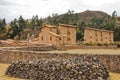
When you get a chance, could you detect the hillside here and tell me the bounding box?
[2,10,120,41]
[44,10,110,25]
[43,10,120,41]
[78,10,110,18]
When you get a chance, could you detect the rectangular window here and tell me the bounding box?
[41,37,43,41]
[96,39,98,41]
[101,39,103,41]
[90,36,92,39]
[50,36,52,41]
[95,31,97,36]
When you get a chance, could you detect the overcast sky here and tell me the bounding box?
[0,0,120,22]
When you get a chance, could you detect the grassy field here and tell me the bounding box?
[0,63,120,80]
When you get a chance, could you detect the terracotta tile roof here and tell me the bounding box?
[84,27,114,33]
[59,24,76,28]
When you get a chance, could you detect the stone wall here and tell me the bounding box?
[64,45,117,49]
[6,57,109,80]
[0,50,120,73]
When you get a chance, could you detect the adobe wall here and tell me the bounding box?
[68,27,76,44]
[39,27,57,45]
[59,26,76,44]
[0,50,120,73]
[84,28,114,44]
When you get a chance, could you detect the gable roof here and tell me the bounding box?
[84,27,114,33]
[59,24,76,28]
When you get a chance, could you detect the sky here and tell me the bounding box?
[0,0,120,22]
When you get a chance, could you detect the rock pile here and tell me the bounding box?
[97,55,120,73]
[6,56,109,80]
[16,45,58,51]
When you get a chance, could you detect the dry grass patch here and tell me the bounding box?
[0,63,26,80]
[108,72,120,80]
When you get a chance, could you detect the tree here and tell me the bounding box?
[0,18,6,39]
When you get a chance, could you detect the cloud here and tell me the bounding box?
[41,0,49,1]
[97,1,120,16]
[0,0,119,22]
[0,0,22,6]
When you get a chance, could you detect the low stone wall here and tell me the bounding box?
[0,50,120,73]
[64,45,118,49]
[16,46,58,51]
[6,57,109,80]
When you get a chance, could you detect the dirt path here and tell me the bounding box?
[47,49,120,55]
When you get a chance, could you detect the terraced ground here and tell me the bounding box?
[0,63,120,80]
[0,48,120,80]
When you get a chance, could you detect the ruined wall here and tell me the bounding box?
[84,29,96,43]
[59,25,76,45]
[84,28,114,44]
[6,56,109,80]
[64,45,117,49]
[0,50,120,73]
[39,27,49,44]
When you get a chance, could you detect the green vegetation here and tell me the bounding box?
[0,18,6,39]
[1,15,43,40]
[45,10,120,41]
[0,10,120,41]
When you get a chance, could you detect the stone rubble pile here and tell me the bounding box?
[16,45,58,51]
[97,55,120,73]
[6,56,109,80]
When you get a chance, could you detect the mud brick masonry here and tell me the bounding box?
[38,24,76,46]
[28,24,114,45]
[84,27,114,44]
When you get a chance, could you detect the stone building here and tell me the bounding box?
[38,24,76,46]
[83,27,114,44]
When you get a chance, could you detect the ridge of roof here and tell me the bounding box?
[59,24,76,28]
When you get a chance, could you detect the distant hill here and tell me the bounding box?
[43,10,111,25]
[77,10,110,20]
[42,10,114,40]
